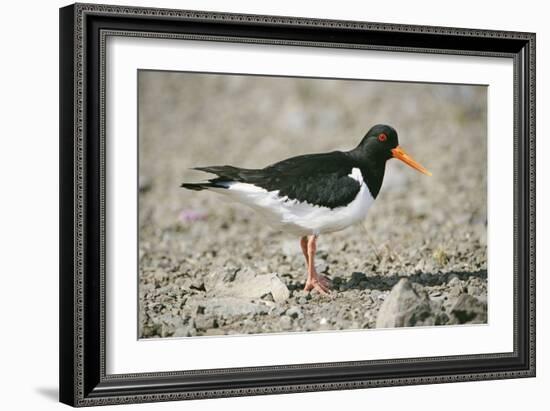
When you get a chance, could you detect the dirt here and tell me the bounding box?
[137,71,487,338]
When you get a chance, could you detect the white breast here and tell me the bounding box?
[211,168,374,236]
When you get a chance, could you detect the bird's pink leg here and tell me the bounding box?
[300,236,309,266]
[303,235,331,294]
[301,235,329,289]
[305,236,331,289]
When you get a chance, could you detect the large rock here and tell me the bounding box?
[205,268,290,303]
[375,278,435,328]
[449,294,487,324]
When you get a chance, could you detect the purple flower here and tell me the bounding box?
[179,209,208,222]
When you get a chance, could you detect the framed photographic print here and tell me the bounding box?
[59,3,536,407]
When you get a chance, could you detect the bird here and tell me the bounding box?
[181,124,431,295]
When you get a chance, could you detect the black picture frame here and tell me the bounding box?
[59,3,536,407]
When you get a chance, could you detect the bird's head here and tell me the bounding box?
[355,124,431,176]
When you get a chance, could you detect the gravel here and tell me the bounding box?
[138,71,487,338]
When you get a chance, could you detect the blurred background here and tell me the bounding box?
[138,71,487,338]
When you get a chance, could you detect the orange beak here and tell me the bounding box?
[391,146,432,176]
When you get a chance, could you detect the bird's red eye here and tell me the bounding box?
[378,133,387,142]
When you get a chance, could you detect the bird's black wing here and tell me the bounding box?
[194,151,361,209]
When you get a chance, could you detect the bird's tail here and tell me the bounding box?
[181,166,237,191]
[180,182,211,191]
[180,180,231,191]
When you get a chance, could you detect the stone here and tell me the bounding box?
[223,267,239,283]
[150,314,197,338]
[189,280,205,291]
[375,278,434,328]
[206,268,290,303]
[465,277,485,297]
[413,260,425,274]
[466,285,483,296]
[204,297,270,318]
[261,292,275,302]
[138,176,152,192]
[448,276,461,286]
[141,323,161,338]
[279,315,293,330]
[285,306,303,319]
[316,261,329,274]
[348,272,367,287]
[447,276,465,297]
[172,324,197,338]
[269,275,291,303]
[194,316,218,330]
[153,270,169,283]
[449,294,487,324]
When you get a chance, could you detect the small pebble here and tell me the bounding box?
[285,306,303,319]
[279,315,293,330]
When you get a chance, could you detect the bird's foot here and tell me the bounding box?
[304,274,332,295]
[317,274,332,289]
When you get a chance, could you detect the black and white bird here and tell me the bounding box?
[181,124,431,294]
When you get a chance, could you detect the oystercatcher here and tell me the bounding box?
[181,124,431,294]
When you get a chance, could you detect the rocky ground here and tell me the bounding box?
[138,72,488,338]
